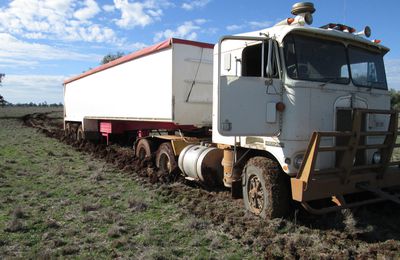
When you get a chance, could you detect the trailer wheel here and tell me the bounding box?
[76,125,85,142]
[69,124,78,141]
[156,142,177,173]
[136,139,155,161]
[242,157,290,219]
[65,123,72,137]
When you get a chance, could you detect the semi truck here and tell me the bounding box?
[64,2,400,218]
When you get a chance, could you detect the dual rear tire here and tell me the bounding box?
[155,142,177,173]
[135,139,177,173]
[65,123,84,141]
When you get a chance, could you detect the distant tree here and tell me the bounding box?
[0,73,6,106]
[101,52,125,64]
[0,73,4,86]
[0,95,6,106]
[390,89,400,110]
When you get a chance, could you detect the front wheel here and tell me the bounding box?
[242,157,290,219]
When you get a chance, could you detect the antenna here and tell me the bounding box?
[343,0,347,24]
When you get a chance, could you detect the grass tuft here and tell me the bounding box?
[12,206,27,219]
[81,202,101,212]
[61,245,80,256]
[4,218,28,233]
[45,218,61,229]
[128,199,148,212]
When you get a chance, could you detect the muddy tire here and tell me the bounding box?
[76,125,85,142]
[69,124,78,141]
[135,138,155,161]
[155,142,177,173]
[65,123,72,137]
[242,156,290,219]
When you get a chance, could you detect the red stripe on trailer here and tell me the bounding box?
[98,120,198,134]
[64,38,214,85]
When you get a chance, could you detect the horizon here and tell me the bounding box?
[0,0,399,103]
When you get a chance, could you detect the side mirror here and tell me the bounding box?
[266,38,273,78]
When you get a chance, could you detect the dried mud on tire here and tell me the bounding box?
[22,112,400,259]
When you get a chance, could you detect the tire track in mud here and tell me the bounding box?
[21,112,400,259]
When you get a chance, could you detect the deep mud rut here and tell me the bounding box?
[22,112,400,258]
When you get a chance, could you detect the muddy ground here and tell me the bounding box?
[15,112,400,258]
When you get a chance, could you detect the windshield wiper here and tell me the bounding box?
[319,77,348,87]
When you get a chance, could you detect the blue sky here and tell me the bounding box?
[0,0,399,103]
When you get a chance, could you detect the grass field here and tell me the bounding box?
[1,107,400,259]
[0,106,63,118]
[0,112,253,258]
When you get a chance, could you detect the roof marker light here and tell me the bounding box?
[321,23,356,33]
[373,39,381,44]
[287,17,295,25]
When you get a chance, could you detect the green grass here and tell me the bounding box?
[0,106,63,118]
[0,119,254,258]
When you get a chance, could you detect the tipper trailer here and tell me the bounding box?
[64,2,400,218]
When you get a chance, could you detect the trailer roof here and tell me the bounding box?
[64,38,214,85]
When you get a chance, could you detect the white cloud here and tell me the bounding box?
[385,58,400,90]
[0,0,118,44]
[0,33,101,68]
[103,4,115,12]
[154,20,206,42]
[73,0,101,21]
[1,74,66,103]
[226,21,272,32]
[181,0,211,10]
[248,21,273,29]
[226,24,245,31]
[122,42,148,51]
[113,0,164,28]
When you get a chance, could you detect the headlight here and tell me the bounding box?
[372,152,381,164]
[294,154,304,169]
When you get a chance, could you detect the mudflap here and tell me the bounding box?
[231,179,243,199]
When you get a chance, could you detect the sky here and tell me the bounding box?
[0,0,399,104]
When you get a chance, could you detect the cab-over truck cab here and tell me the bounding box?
[213,2,400,217]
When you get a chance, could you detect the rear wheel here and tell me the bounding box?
[76,125,85,142]
[242,157,290,219]
[155,142,177,173]
[65,123,72,137]
[135,138,155,161]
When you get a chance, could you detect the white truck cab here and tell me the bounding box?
[213,2,390,177]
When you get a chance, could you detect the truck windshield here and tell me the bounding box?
[284,34,349,84]
[348,46,387,89]
[284,34,388,90]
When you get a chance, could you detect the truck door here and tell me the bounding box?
[218,37,282,136]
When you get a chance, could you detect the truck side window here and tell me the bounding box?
[284,35,297,78]
[241,43,278,78]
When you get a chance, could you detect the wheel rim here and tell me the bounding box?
[247,175,264,214]
[77,131,82,141]
[65,124,70,136]
[138,147,146,160]
[159,153,171,173]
